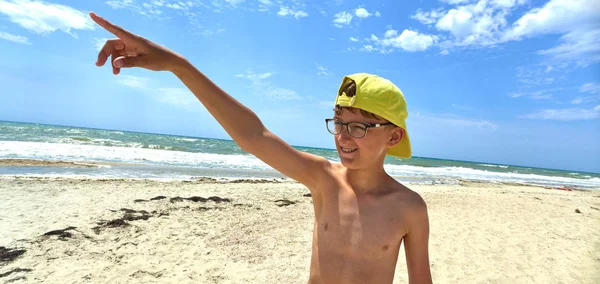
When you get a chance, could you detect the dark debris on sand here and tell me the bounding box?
[134,195,232,203]
[0,268,32,278]
[274,199,298,207]
[43,226,77,239]
[170,196,232,203]
[93,208,155,234]
[0,247,26,264]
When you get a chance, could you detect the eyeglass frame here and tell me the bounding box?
[325,118,394,138]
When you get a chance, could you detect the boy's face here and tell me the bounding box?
[332,108,402,169]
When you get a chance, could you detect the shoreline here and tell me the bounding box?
[0,174,596,191]
[0,158,142,168]
[1,158,599,190]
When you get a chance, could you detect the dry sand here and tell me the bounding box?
[0,177,598,283]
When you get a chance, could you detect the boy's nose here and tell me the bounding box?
[336,126,353,141]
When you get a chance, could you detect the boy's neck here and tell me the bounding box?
[344,166,393,195]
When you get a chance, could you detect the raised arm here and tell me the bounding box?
[90,12,330,189]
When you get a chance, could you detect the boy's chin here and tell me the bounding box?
[339,156,360,168]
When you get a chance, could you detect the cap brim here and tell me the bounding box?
[386,130,411,159]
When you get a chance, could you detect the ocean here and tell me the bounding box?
[1,121,599,189]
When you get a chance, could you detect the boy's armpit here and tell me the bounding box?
[241,129,332,190]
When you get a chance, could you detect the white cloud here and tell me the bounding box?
[106,0,199,22]
[434,0,510,47]
[263,87,300,100]
[441,0,473,4]
[374,29,437,52]
[258,0,272,11]
[439,50,449,55]
[580,82,600,95]
[349,36,358,42]
[0,30,30,44]
[236,70,300,100]
[536,29,600,66]
[411,8,445,25]
[277,6,308,19]
[571,98,584,104]
[116,75,149,89]
[360,45,376,52]
[355,7,370,18]
[503,0,600,65]
[93,37,110,51]
[333,11,352,27]
[490,0,527,8]
[520,106,600,121]
[106,0,136,9]
[317,65,332,76]
[200,28,226,36]
[235,71,273,80]
[515,66,555,86]
[529,90,552,100]
[0,0,95,37]
[334,7,377,27]
[503,0,597,41]
[165,2,186,10]
[508,89,554,100]
[151,0,164,7]
[572,82,600,104]
[508,92,526,98]
[384,30,396,38]
[414,0,599,66]
[222,0,245,7]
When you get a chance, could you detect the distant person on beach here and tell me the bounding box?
[90,12,432,284]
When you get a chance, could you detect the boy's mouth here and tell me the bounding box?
[341,147,357,153]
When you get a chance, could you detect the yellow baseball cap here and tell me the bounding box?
[334,73,412,159]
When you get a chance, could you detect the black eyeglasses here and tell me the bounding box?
[325,118,393,138]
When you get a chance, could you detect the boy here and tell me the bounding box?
[90,12,432,284]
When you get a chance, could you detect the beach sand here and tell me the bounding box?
[0,177,598,283]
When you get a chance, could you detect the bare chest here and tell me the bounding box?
[314,191,406,260]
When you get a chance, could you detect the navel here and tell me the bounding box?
[382,244,389,251]
[323,223,328,231]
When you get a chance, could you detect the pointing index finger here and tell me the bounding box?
[89,12,134,40]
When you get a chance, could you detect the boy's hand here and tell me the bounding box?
[90,12,183,75]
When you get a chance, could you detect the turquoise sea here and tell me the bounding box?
[1,121,598,189]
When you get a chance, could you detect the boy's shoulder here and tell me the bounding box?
[389,179,427,211]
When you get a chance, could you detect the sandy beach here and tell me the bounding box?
[0,177,598,283]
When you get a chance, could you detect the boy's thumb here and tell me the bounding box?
[114,56,143,68]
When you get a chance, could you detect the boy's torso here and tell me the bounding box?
[307,163,416,284]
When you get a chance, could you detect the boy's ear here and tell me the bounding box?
[387,127,404,148]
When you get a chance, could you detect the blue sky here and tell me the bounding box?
[0,0,599,173]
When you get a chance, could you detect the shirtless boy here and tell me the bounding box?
[90,12,432,284]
